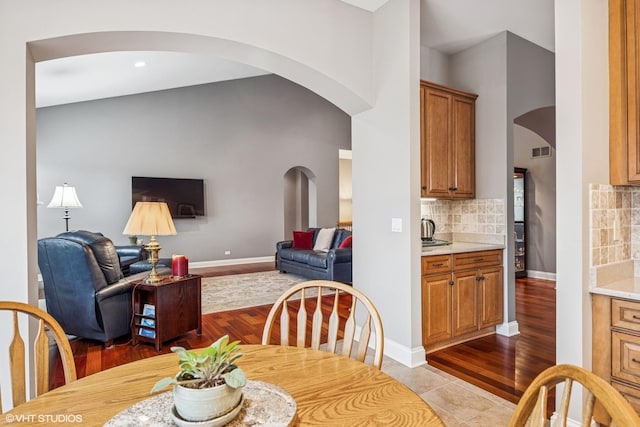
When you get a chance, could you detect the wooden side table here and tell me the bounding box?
[131,274,202,351]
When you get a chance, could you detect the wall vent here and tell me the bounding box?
[531,146,551,158]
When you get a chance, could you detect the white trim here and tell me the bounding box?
[354,325,426,368]
[496,321,520,337]
[525,270,556,281]
[190,256,275,269]
[550,413,586,427]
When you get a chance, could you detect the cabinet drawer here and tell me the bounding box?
[612,299,640,330]
[612,380,640,416]
[453,250,502,270]
[612,331,640,384]
[422,255,451,275]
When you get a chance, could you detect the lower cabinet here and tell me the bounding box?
[592,294,640,422]
[422,250,504,353]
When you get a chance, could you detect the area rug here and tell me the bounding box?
[200,271,307,314]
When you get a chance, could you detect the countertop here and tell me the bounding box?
[421,241,505,256]
[590,278,640,301]
[590,260,640,301]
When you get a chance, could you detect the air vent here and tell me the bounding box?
[531,146,551,158]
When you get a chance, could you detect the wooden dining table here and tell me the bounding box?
[1,344,445,426]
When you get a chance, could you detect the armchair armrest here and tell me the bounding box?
[95,279,134,302]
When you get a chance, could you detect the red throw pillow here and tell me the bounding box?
[338,235,352,248]
[292,231,314,249]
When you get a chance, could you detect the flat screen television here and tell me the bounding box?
[132,177,205,218]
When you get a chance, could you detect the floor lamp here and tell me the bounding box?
[47,183,83,232]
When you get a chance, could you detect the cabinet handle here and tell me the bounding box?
[449,187,458,191]
[475,258,484,262]
[433,263,443,267]
[449,280,454,286]
[633,358,640,364]
[422,186,427,190]
[475,276,481,282]
[633,315,640,320]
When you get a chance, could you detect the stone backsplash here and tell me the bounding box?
[589,184,632,266]
[420,198,505,235]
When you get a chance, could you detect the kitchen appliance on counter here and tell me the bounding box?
[421,218,435,241]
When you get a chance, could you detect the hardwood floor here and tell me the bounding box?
[427,277,556,403]
[51,267,556,407]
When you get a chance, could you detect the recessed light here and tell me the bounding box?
[134,61,146,68]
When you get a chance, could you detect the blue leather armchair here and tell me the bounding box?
[37,230,168,345]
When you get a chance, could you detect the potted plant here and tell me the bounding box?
[151,335,247,422]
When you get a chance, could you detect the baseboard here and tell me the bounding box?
[526,270,556,281]
[190,256,275,269]
[354,325,426,368]
[496,321,520,337]
[550,413,584,427]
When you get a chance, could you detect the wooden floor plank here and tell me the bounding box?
[50,268,555,406]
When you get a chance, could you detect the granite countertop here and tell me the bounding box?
[421,241,505,256]
[590,260,640,301]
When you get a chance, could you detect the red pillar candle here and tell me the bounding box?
[172,255,188,277]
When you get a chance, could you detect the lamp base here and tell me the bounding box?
[144,236,163,284]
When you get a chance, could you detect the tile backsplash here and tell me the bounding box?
[421,198,505,235]
[589,184,632,266]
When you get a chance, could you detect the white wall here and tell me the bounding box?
[37,75,350,261]
[420,45,450,85]
[555,0,609,420]
[352,0,423,366]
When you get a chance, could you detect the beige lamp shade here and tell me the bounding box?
[122,202,176,236]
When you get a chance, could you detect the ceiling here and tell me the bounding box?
[35,0,554,108]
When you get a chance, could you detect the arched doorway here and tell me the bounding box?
[283,166,317,239]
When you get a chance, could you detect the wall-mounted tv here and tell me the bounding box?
[132,177,205,219]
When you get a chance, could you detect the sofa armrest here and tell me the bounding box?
[115,245,147,260]
[327,248,352,264]
[277,240,293,251]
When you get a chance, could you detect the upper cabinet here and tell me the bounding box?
[420,81,478,199]
[610,0,640,184]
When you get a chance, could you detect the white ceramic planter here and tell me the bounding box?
[173,383,243,422]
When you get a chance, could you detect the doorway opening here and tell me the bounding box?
[283,166,317,240]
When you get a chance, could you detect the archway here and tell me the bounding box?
[283,166,317,239]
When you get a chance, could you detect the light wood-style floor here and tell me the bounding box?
[51,264,555,407]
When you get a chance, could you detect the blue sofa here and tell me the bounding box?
[276,228,352,283]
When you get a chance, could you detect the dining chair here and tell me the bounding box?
[509,364,640,427]
[262,280,384,369]
[0,301,77,413]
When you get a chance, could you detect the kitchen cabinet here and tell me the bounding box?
[592,294,640,422]
[420,80,477,199]
[610,0,640,184]
[421,249,503,353]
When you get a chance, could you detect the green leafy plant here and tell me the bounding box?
[151,335,246,393]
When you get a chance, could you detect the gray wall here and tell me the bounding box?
[514,125,556,274]
[442,31,555,324]
[36,74,351,262]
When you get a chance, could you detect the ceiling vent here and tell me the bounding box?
[531,146,551,158]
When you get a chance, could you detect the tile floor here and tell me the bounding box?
[381,356,516,426]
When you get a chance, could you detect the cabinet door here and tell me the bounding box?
[422,273,453,345]
[450,96,475,198]
[610,0,640,184]
[452,270,479,336]
[421,87,452,198]
[479,267,503,328]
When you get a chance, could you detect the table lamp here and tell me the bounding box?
[47,183,83,231]
[123,201,176,283]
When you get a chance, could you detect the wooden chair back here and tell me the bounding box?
[0,301,77,413]
[262,280,384,369]
[509,364,640,427]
